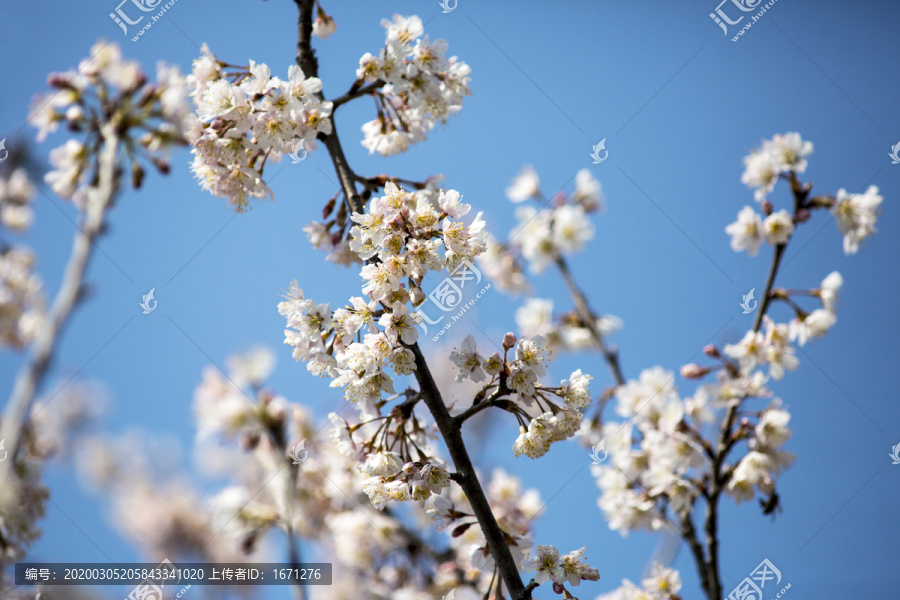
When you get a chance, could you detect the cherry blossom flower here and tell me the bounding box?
[725,205,764,256]
[450,334,486,382]
[506,165,540,202]
[762,209,795,245]
[832,185,882,254]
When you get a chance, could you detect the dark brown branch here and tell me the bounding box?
[331,80,385,109]
[293,3,528,597]
[679,509,710,595]
[408,344,528,599]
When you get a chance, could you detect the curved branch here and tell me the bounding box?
[332,80,385,109]
[294,4,528,597]
[1,132,121,466]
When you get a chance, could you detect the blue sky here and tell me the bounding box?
[2,0,899,597]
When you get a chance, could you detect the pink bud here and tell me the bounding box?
[680,363,710,379]
[552,191,567,207]
[502,332,517,349]
[761,199,774,215]
[703,344,720,358]
[795,208,812,223]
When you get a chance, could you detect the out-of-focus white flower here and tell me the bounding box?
[725,206,764,256]
[572,168,604,212]
[0,169,37,232]
[832,185,882,255]
[552,204,594,254]
[762,209,794,245]
[477,235,532,295]
[818,271,843,312]
[226,345,276,388]
[506,165,540,202]
[0,246,45,349]
[788,308,836,346]
[741,132,813,200]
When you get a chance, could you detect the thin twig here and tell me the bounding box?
[554,255,626,387]
[331,80,385,109]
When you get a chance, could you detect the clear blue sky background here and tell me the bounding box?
[2,0,899,598]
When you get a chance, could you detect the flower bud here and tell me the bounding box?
[680,363,710,380]
[761,199,774,215]
[502,332,517,349]
[703,344,720,358]
[552,191,567,207]
[795,208,812,223]
[322,197,336,219]
[410,287,426,306]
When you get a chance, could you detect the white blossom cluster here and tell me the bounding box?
[498,166,603,273]
[741,131,813,201]
[283,182,486,395]
[598,563,682,600]
[447,333,594,459]
[0,170,43,349]
[186,44,331,211]
[189,346,523,599]
[590,362,793,535]
[29,41,192,210]
[279,183,490,510]
[522,544,600,590]
[356,15,471,156]
[729,133,882,256]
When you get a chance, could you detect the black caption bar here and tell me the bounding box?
[15,563,332,586]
